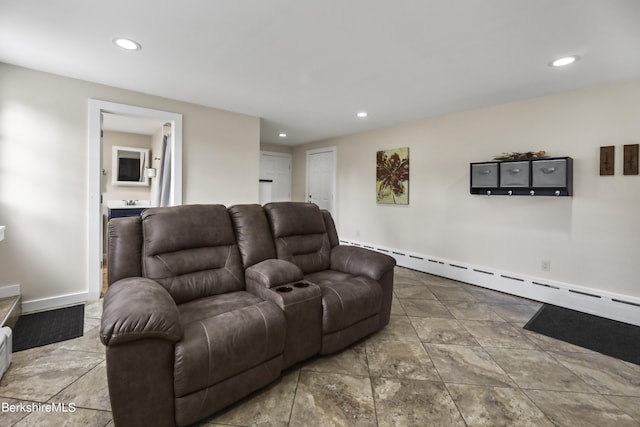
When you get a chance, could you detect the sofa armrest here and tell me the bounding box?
[330,245,396,281]
[244,261,322,369]
[246,259,304,289]
[100,277,183,346]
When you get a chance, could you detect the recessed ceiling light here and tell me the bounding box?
[550,55,579,67]
[113,37,142,51]
[357,112,368,118]
[279,133,287,138]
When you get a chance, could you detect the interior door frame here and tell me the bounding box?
[87,99,183,300]
[305,146,337,219]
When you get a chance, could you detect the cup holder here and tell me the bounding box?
[294,282,309,288]
[276,286,293,293]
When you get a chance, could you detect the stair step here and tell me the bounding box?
[0,296,21,329]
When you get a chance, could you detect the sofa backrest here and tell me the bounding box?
[141,204,245,304]
[107,203,342,296]
[228,204,277,268]
[263,202,331,274]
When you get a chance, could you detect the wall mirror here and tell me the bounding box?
[112,145,150,186]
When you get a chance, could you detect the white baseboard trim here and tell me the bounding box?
[0,284,20,299]
[341,239,640,327]
[21,291,89,314]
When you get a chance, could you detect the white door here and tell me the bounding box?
[306,147,336,217]
[259,151,292,203]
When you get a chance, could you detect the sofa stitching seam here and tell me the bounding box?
[197,321,212,418]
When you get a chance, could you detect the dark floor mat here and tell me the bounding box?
[524,304,640,366]
[12,304,84,352]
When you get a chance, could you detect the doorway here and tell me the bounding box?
[306,147,336,218]
[87,100,183,300]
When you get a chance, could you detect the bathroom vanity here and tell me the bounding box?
[106,200,151,220]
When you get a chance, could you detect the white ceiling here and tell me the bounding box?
[1,1,639,145]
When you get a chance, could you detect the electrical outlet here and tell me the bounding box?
[541,259,551,272]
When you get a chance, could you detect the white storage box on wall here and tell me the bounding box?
[0,326,12,379]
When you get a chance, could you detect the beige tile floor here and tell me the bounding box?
[1,267,640,426]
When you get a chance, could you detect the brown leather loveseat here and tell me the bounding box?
[100,202,395,426]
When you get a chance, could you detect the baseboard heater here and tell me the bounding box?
[339,239,640,327]
[0,327,12,380]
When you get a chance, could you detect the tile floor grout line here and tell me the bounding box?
[46,357,105,405]
[363,337,380,427]
[406,315,446,385]
[600,394,640,424]
[441,382,471,427]
[543,349,627,397]
[285,366,302,426]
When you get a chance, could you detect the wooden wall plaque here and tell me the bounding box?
[600,146,615,175]
[624,144,639,175]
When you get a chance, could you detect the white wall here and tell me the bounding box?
[0,63,260,305]
[293,78,640,299]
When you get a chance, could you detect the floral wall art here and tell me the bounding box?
[376,147,409,204]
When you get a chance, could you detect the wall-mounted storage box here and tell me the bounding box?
[470,157,572,196]
[532,159,569,187]
[470,162,498,189]
[499,161,529,188]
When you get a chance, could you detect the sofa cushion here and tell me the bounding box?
[175,356,282,427]
[174,300,286,398]
[141,205,245,304]
[177,291,264,325]
[264,202,331,274]
[305,270,383,334]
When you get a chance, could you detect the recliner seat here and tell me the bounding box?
[262,202,394,354]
